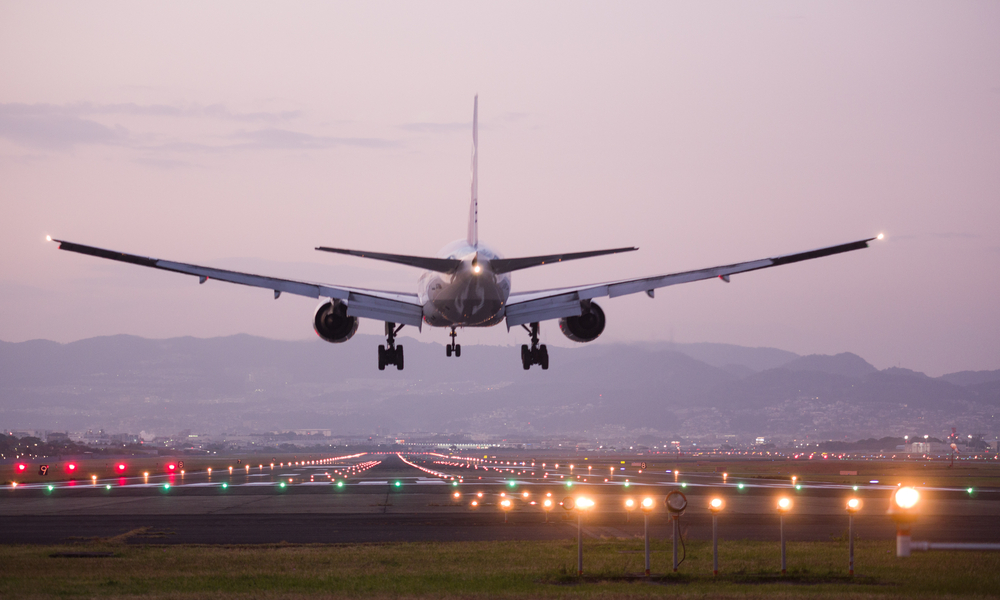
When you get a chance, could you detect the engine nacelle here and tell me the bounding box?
[558,302,606,343]
[313,300,359,343]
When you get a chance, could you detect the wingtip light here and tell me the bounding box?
[46,235,52,242]
[877,233,884,240]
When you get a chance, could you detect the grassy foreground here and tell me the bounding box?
[2,538,999,599]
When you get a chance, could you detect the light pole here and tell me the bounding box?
[709,497,725,575]
[665,491,688,572]
[777,497,792,575]
[888,487,920,557]
[846,497,862,575]
[565,496,594,576]
[640,497,655,576]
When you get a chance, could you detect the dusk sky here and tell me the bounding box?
[1,2,998,376]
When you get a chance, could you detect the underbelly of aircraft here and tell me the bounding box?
[423,278,506,327]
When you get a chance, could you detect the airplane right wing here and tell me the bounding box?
[52,239,425,327]
[504,236,879,327]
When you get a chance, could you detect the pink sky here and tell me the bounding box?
[1,2,998,376]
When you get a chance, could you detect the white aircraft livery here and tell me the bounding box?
[50,96,881,371]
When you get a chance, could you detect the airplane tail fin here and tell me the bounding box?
[467,94,478,248]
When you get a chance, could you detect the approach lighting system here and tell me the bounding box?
[847,498,862,513]
[709,498,725,513]
[66,463,77,473]
[625,498,635,509]
[777,497,792,512]
[893,487,920,510]
[640,497,655,513]
[665,491,688,514]
[16,463,27,473]
[575,496,595,511]
[167,463,176,472]
[117,463,126,473]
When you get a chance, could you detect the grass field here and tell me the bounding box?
[3,537,999,599]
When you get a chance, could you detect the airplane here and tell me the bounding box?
[49,96,881,371]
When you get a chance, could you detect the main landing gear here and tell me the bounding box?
[445,327,461,357]
[521,322,548,370]
[378,322,404,371]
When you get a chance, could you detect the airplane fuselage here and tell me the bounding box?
[418,239,511,328]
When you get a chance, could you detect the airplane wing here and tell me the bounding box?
[51,239,425,327]
[504,236,879,327]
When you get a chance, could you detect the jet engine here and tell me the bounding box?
[558,302,606,343]
[313,300,359,343]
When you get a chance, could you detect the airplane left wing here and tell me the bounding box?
[51,239,425,327]
[504,236,879,327]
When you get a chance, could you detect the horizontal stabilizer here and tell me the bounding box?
[316,246,461,273]
[490,247,637,274]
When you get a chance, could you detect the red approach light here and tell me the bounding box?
[67,463,77,472]
[167,463,176,471]
[16,463,27,473]
[116,463,127,472]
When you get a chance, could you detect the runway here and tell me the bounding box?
[3,453,998,545]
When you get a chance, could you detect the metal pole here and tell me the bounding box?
[578,511,584,576]
[644,512,651,576]
[713,514,719,576]
[780,514,787,575]
[896,525,911,557]
[848,513,854,576]
[672,516,679,572]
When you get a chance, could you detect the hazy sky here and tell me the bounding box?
[1,2,998,376]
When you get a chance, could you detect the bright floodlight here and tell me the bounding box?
[576,496,595,510]
[777,497,792,512]
[640,497,654,512]
[847,498,862,512]
[709,497,725,512]
[894,487,920,509]
[625,498,635,508]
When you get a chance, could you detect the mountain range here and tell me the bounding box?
[1,334,998,442]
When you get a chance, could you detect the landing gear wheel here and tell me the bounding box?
[454,344,461,357]
[446,345,452,357]
[519,323,550,370]
[378,322,405,371]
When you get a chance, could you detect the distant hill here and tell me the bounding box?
[778,352,878,379]
[939,370,1000,387]
[0,335,995,441]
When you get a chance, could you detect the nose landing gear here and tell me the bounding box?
[445,327,462,357]
[378,322,404,371]
[520,322,548,370]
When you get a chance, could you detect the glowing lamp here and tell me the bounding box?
[16,463,27,473]
[640,497,655,513]
[777,497,792,512]
[709,497,725,513]
[894,487,920,510]
[847,498,862,513]
[117,464,126,473]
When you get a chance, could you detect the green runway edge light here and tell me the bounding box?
[795,484,802,490]
[737,483,745,490]
[394,481,402,487]
[47,485,54,492]
[105,484,111,490]
[163,484,170,490]
[681,483,687,488]
[566,481,573,487]
[221,482,228,489]
[968,487,974,494]
[337,481,344,488]
[280,482,286,488]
